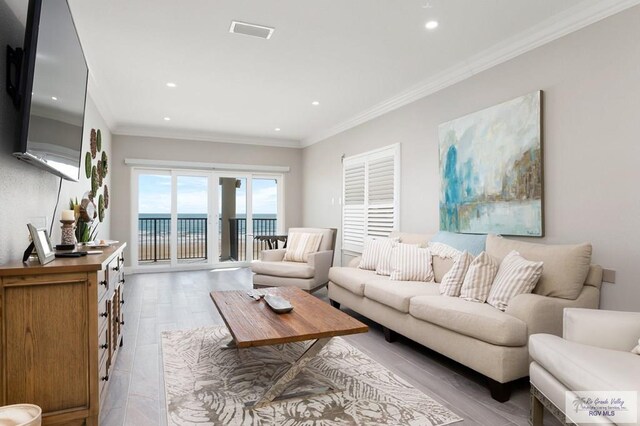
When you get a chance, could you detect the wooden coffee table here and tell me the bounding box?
[210,286,368,407]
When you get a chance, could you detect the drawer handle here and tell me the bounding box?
[120,320,125,325]
[119,278,125,284]
[100,280,108,287]
[100,343,108,349]
[120,299,125,305]
[99,312,108,318]
[112,266,120,272]
[101,375,109,381]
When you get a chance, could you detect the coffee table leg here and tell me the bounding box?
[221,339,237,350]
[252,337,332,408]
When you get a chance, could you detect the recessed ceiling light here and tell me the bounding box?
[425,20,439,30]
[51,96,58,101]
[166,82,177,88]
[274,128,281,132]
[311,101,320,106]
[164,117,171,121]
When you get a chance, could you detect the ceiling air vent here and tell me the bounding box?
[229,21,274,40]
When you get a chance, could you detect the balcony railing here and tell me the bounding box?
[138,217,278,263]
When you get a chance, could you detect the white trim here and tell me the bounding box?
[124,158,290,173]
[113,126,301,149]
[301,0,640,147]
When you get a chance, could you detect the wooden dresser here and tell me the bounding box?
[0,243,127,425]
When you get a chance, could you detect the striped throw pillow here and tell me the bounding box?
[459,251,499,303]
[487,250,543,311]
[358,237,397,273]
[390,243,434,282]
[439,251,473,297]
[283,232,323,262]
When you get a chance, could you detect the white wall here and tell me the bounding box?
[110,135,303,265]
[302,6,640,311]
[0,0,112,263]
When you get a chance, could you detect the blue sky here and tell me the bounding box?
[138,175,277,214]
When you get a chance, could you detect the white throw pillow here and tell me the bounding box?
[428,242,462,259]
[487,250,544,311]
[390,243,434,282]
[632,339,640,355]
[358,237,397,273]
[283,232,323,262]
[459,251,499,303]
[439,251,473,297]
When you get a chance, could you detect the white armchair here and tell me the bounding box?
[251,228,337,293]
[529,308,640,425]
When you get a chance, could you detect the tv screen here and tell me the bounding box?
[14,0,88,182]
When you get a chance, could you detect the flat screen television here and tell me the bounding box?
[11,0,88,182]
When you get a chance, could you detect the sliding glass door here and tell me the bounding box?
[132,169,283,270]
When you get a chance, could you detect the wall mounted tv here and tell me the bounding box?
[6,0,88,182]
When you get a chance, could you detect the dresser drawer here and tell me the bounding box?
[98,298,110,334]
[98,322,110,365]
[97,267,108,302]
[107,257,121,287]
[98,352,110,397]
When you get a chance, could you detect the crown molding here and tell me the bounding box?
[112,125,302,149]
[301,0,640,147]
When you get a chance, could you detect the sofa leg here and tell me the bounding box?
[488,379,511,402]
[329,299,340,310]
[383,327,398,343]
[530,390,544,426]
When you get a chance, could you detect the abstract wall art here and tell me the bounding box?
[438,91,543,236]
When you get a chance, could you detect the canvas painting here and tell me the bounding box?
[438,91,543,236]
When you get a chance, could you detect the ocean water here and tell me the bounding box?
[138,214,278,236]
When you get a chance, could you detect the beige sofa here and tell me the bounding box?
[328,232,603,401]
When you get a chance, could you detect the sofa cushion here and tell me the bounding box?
[459,252,499,303]
[409,296,528,346]
[389,232,433,247]
[364,279,440,313]
[486,234,592,300]
[359,237,397,272]
[390,243,434,282]
[432,255,455,283]
[252,261,315,279]
[284,232,323,262]
[439,251,472,297]
[529,334,640,392]
[328,267,377,296]
[430,231,487,256]
[487,250,543,311]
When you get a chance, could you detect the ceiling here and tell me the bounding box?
[39,0,639,147]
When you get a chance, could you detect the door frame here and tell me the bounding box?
[129,167,285,273]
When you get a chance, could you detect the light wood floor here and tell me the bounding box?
[100,268,561,426]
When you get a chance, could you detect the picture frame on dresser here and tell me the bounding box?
[26,223,55,265]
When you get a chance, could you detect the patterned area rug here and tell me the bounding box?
[161,326,463,425]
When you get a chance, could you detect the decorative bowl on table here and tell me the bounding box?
[264,294,294,314]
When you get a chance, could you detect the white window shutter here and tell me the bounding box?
[367,156,395,237]
[342,144,400,253]
[342,161,366,252]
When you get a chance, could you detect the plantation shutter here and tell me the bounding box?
[342,144,400,253]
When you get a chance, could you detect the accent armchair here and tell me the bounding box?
[251,227,337,293]
[529,308,640,425]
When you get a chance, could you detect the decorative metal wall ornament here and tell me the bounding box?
[90,128,97,158]
[98,195,105,222]
[101,151,108,177]
[96,129,102,152]
[85,152,92,178]
[104,185,109,209]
